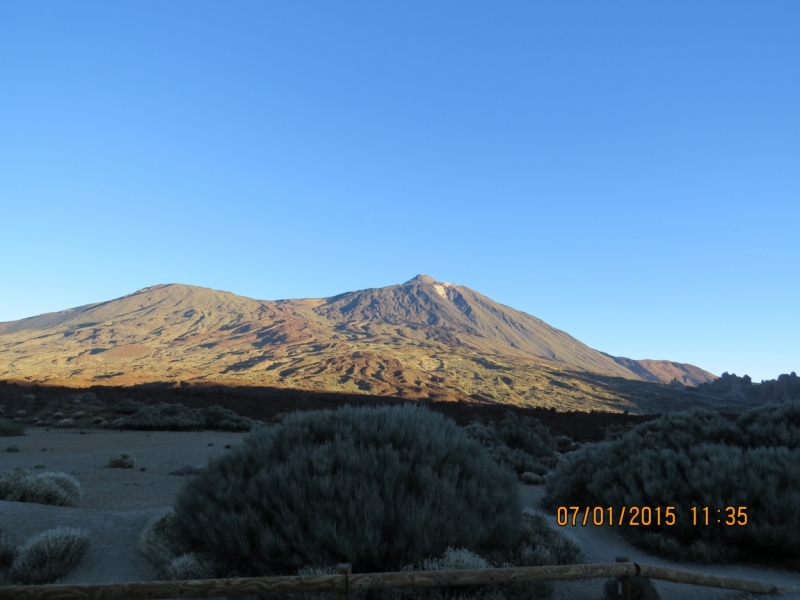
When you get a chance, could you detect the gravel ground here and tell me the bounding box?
[1,427,799,599]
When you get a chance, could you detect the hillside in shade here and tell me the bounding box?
[0,275,718,413]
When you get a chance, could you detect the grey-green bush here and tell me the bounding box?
[545,401,800,562]
[0,418,25,437]
[386,511,583,600]
[483,509,583,569]
[463,412,555,476]
[9,527,90,584]
[0,529,17,570]
[0,468,83,507]
[379,547,526,600]
[163,552,218,581]
[122,402,252,432]
[116,399,147,414]
[139,512,194,576]
[172,404,522,577]
[108,453,136,468]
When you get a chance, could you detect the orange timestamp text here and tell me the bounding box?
[556,506,749,527]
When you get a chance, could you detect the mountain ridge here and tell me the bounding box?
[0,276,716,412]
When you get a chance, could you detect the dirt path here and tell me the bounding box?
[517,486,800,599]
[2,427,799,598]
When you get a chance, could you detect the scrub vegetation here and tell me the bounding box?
[544,400,800,563]
[137,404,580,599]
[0,468,83,507]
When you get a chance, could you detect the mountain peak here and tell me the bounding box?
[0,277,717,399]
[404,274,438,285]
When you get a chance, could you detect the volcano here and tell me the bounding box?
[0,275,715,412]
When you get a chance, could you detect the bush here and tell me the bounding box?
[122,403,252,432]
[163,552,218,581]
[139,512,194,574]
[108,453,136,468]
[172,404,522,577]
[545,402,800,562]
[380,547,516,600]
[520,472,543,485]
[386,515,581,600]
[56,418,75,428]
[9,526,90,584]
[0,418,25,437]
[0,468,83,507]
[484,509,583,569]
[463,413,556,476]
[0,529,17,570]
[116,399,146,414]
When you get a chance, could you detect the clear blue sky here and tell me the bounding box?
[1,2,798,383]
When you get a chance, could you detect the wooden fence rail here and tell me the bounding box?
[0,561,792,600]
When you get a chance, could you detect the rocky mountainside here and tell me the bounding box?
[0,275,717,413]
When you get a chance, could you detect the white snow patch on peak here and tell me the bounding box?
[432,284,448,298]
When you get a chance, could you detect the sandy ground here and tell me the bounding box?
[2,427,799,599]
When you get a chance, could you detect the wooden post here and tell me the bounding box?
[335,563,352,600]
[615,556,631,600]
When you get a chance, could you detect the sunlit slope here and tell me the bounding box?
[0,276,716,412]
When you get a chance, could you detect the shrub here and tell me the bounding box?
[736,400,800,449]
[172,404,522,577]
[554,435,572,449]
[484,509,583,569]
[0,468,83,507]
[0,419,25,437]
[631,531,736,564]
[381,547,506,600]
[116,399,147,414]
[108,453,136,468]
[545,402,800,562]
[92,416,104,424]
[520,472,543,485]
[53,412,64,418]
[71,411,85,419]
[463,412,556,476]
[122,403,252,432]
[0,529,17,570]
[0,530,15,586]
[9,527,90,584]
[163,552,218,581]
[139,512,195,575]
[385,526,577,600]
[56,418,75,428]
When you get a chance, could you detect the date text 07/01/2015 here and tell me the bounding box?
[556,505,748,527]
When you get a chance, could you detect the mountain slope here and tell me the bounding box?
[0,276,716,412]
[315,275,640,378]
